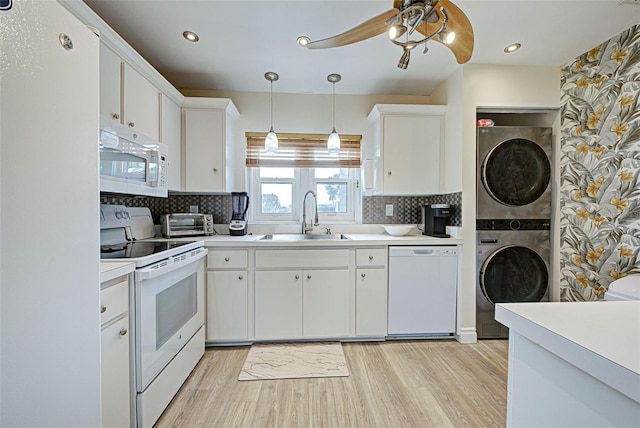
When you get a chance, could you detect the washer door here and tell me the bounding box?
[479,245,548,304]
[481,138,550,206]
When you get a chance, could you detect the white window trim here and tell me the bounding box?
[248,167,361,225]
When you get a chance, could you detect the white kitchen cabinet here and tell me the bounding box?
[367,104,446,195]
[206,249,249,342]
[355,248,388,336]
[99,43,160,140]
[254,249,354,340]
[182,98,239,193]
[161,93,182,191]
[100,275,131,428]
[207,270,248,341]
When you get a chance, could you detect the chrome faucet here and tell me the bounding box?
[302,190,319,234]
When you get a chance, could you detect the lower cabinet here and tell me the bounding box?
[254,269,351,339]
[100,275,131,428]
[207,270,248,341]
[356,268,387,336]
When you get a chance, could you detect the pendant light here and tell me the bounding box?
[264,72,279,153]
[327,73,341,154]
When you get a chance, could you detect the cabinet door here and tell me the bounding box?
[382,115,441,194]
[161,94,182,191]
[303,269,350,337]
[254,270,302,339]
[207,271,248,341]
[356,268,388,336]
[123,63,159,140]
[101,316,131,428]
[184,109,224,192]
[99,44,122,122]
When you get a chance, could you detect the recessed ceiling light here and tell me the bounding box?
[183,31,199,43]
[504,43,521,53]
[297,36,310,47]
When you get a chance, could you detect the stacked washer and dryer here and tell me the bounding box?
[476,126,552,338]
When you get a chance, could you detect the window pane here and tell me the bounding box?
[316,182,347,213]
[261,183,293,213]
[314,168,349,179]
[260,167,295,179]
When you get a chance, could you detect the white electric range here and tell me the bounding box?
[100,204,206,428]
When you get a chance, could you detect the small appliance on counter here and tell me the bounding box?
[160,213,214,237]
[422,204,451,238]
[229,192,249,236]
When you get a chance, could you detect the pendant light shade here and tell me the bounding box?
[327,73,341,154]
[264,72,279,153]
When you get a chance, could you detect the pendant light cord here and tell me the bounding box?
[270,80,274,131]
[332,81,336,131]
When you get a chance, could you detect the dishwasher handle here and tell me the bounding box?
[413,249,435,255]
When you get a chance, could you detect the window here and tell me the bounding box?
[245,132,362,224]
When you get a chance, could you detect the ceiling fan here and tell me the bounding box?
[297,0,474,69]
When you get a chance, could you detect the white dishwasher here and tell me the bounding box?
[388,246,458,337]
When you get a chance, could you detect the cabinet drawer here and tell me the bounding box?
[256,249,350,269]
[208,249,248,269]
[100,278,128,325]
[356,248,387,267]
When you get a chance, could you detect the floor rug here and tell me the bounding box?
[238,342,349,381]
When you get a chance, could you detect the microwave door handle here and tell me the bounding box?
[135,248,207,281]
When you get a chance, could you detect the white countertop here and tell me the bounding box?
[174,233,463,247]
[100,262,135,283]
[496,301,640,403]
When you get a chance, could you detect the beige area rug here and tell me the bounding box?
[238,342,349,381]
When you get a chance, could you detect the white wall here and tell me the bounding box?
[432,64,561,342]
[182,89,431,191]
[1,1,101,425]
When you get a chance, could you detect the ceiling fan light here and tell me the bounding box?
[265,128,278,153]
[397,48,411,69]
[297,36,310,47]
[328,129,341,154]
[388,23,407,40]
[439,30,456,45]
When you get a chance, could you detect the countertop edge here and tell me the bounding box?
[496,302,640,404]
[100,262,135,283]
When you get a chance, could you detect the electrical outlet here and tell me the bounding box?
[385,204,394,217]
[189,205,199,213]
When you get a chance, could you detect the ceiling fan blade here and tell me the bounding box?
[418,0,474,64]
[306,9,399,49]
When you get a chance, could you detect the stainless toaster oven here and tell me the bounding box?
[160,213,214,237]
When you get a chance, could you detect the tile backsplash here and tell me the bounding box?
[362,192,462,226]
[101,191,462,227]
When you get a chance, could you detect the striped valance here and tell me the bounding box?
[246,132,361,168]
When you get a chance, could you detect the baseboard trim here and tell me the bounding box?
[455,327,478,344]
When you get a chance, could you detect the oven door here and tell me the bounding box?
[135,254,205,391]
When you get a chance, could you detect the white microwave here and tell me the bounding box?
[99,116,168,197]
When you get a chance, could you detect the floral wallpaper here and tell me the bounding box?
[560,25,640,301]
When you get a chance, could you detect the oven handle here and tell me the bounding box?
[135,247,207,281]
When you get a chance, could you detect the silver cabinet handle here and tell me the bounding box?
[112,113,120,120]
[119,328,127,336]
[295,274,300,280]
[100,305,106,314]
[213,168,218,173]
[369,255,374,261]
[238,275,243,280]
[307,274,312,279]
[224,257,230,262]
[388,171,392,176]
[127,121,135,128]
[361,273,366,278]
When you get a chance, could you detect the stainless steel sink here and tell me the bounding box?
[259,234,350,241]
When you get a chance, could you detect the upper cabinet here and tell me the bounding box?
[161,94,182,191]
[99,43,160,140]
[368,104,446,195]
[182,98,240,193]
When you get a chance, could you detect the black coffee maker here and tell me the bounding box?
[422,204,450,238]
[229,192,249,236]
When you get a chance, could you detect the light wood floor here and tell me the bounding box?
[156,340,509,428]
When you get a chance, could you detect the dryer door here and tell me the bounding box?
[481,138,550,206]
[479,245,548,304]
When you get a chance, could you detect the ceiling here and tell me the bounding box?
[83,0,640,96]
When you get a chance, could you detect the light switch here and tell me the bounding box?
[385,204,394,216]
